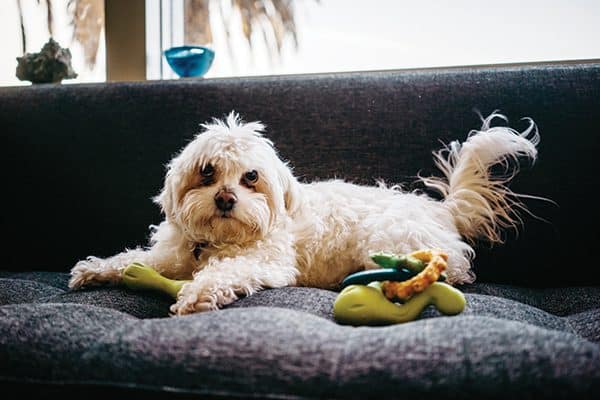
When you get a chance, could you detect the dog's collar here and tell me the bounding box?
[193,241,209,259]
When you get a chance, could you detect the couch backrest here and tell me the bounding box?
[1,61,599,286]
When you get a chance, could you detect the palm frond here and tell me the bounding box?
[68,0,104,69]
[185,0,306,61]
[232,0,298,54]
[185,0,212,45]
[44,0,54,37]
[17,0,26,53]
[270,0,298,51]
[234,0,254,46]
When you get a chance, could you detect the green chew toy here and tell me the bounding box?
[341,268,415,287]
[122,262,191,299]
[333,250,466,325]
[369,252,447,282]
[333,281,466,326]
[370,252,426,272]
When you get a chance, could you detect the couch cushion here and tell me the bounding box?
[0,271,598,399]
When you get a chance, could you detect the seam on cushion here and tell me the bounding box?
[562,309,600,343]
[563,315,581,339]
[461,293,571,332]
[562,315,600,344]
[328,328,352,398]
[459,285,543,312]
[32,294,70,303]
[461,333,474,387]
[0,376,317,400]
[217,305,341,327]
[228,304,337,323]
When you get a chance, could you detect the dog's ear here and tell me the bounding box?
[277,161,302,216]
[153,166,180,220]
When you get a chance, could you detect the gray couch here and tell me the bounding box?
[1,61,599,399]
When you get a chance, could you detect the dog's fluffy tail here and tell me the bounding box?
[421,112,540,244]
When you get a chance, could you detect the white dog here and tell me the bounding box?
[69,111,539,315]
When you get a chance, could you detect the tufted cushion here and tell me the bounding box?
[1,271,598,399]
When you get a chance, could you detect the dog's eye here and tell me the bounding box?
[243,170,259,185]
[200,164,214,177]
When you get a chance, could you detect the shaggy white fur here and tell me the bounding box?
[69,111,539,315]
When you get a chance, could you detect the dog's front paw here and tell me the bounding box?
[68,257,122,289]
[170,281,238,316]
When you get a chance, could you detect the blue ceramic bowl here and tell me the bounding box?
[164,46,215,78]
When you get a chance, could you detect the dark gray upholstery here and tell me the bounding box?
[1,61,599,398]
[1,272,598,399]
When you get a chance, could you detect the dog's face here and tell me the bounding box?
[156,112,300,245]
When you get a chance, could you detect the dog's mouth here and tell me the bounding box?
[219,211,233,218]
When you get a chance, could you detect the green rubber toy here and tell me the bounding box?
[333,281,466,326]
[370,252,447,282]
[370,252,426,272]
[341,268,416,288]
[122,262,191,299]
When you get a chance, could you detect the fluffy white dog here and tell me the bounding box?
[69,111,539,315]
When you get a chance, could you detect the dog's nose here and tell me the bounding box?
[215,191,237,211]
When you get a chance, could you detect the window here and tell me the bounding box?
[152,0,600,79]
[0,0,106,86]
[1,0,598,86]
